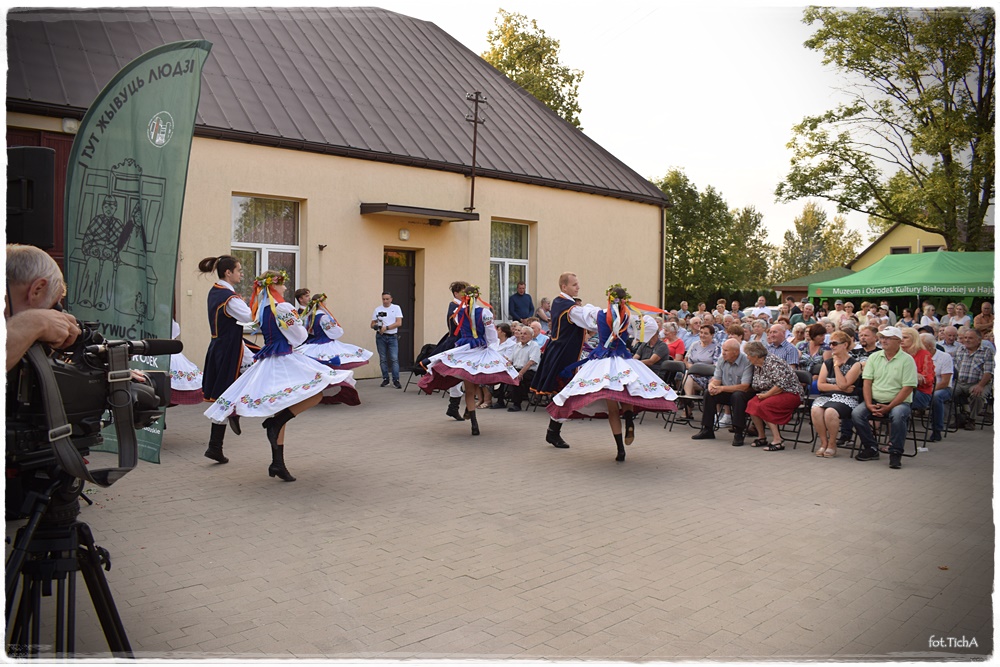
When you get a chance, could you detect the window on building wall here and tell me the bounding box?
[923,246,943,253]
[890,247,911,255]
[231,195,300,304]
[489,221,529,321]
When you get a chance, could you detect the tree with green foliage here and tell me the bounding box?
[773,201,863,283]
[482,9,584,128]
[775,7,995,251]
[656,170,774,306]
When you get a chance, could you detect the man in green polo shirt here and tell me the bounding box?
[851,326,917,469]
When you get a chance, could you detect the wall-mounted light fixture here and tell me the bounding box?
[62,118,80,134]
[398,228,410,241]
[318,244,328,251]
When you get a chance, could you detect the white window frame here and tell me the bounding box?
[490,221,530,322]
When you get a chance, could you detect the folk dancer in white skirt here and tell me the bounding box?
[418,284,519,436]
[296,292,374,372]
[168,318,204,406]
[204,270,357,481]
[547,284,678,462]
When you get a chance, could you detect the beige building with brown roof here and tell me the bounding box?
[8,7,669,375]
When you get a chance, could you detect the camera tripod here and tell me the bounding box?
[6,474,132,658]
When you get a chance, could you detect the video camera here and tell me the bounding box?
[5,319,177,519]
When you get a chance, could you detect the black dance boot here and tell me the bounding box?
[614,433,626,462]
[262,408,296,447]
[205,423,229,463]
[227,414,242,436]
[546,419,569,448]
[469,411,480,436]
[268,444,296,482]
[446,396,464,421]
[623,412,635,446]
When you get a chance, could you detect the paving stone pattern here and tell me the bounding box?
[6,379,993,659]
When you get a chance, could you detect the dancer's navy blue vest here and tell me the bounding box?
[454,307,487,348]
[303,311,341,366]
[254,304,295,360]
[202,285,246,401]
[530,295,586,394]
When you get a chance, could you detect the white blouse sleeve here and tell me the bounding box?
[225,294,253,323]
[273,302,308,347]
[319,312,344,341]
[568,303,601,330]
[482,308,499,347]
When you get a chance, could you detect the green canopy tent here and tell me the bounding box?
[808,251,994,301]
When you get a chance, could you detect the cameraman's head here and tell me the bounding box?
[6,244,66,316]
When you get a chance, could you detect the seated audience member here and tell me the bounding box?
[851,324,881,363]
[692,339,753,446]
[789,322,807,348]
[681,325,722,417]
[973,302,993,337]
[851,327,917,469]
[766,324,801,367]
[676,300,690,320]
[695,302,708,316]
[634,325,671,376]
[743,341,805,451]
[702,312,721,333]
[920,304,939,326]
[528,319,549,349]
[811,330,863,457]
[900,327,934,413]
[778,303,791,321]
[787,296,801,316]
[714,299,728,319]
[921,332,953,442]
[747,319,767,343]
[790,303,817,327]
[749,296,772,321]
[951,303,972,328]
[713,314,734,346]
[952,328,994,430]
[680,316,702,348]
[821,317,837,343]
[488,322,517,409]
[899,308,916,328]
[731,300,743,320]
[726,324,747,352]
[880,300,897,325]
[6,244,80,370]
[778,317,793,338]
[534,297,552,332]
[939,302,957,327]
[505,325,541,411]
[661,322,686,361]
[797,323,832,379]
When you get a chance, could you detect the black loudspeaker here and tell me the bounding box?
[7,146,56,249]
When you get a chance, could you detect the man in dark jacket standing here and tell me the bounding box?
[508,282,534,322]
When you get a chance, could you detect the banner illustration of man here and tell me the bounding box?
[64,40,212,463]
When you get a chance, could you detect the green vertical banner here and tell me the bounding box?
[64,40,212,463]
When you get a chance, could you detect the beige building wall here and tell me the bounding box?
[9,114,664,379]
[849,224,948,271]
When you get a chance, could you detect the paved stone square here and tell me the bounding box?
[6,378,994,659]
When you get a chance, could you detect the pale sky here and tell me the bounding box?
[332,0,872,247]
[17,0,878,247]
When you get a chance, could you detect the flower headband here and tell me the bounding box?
[253,269,289,289]
[606,283,631,302]
[464,284,482,298]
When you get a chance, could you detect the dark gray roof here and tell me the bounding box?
[7,7,667,206]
